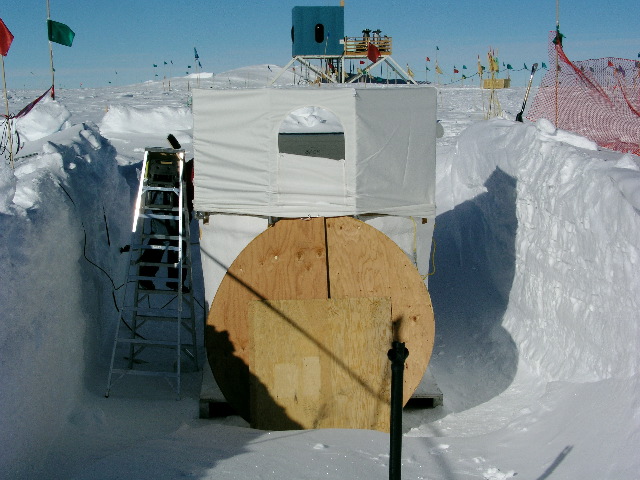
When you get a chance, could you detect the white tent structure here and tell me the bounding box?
[192,86,437,219]
[192,85,438,303]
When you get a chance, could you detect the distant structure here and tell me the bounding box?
[482,48,511,90]
[271,4,416,84]
[483,48,504,119]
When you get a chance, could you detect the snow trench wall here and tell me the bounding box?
[0,124,130,478]
[448,119,640,383]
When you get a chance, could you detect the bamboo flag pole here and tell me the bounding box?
[47,0,55,99]
[1,54,14,169]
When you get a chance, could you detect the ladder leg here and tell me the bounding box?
[105,313,124,397]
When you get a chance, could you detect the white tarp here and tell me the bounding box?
[192,85,436,218]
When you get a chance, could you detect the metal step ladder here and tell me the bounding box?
[106,147,198,398]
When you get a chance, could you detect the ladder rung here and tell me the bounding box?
[132,314,193,323]
[132,263,191,270]
[124,304,193,314]
[110,369,179,378]
[141,206,181,213]
[131,244,183,252]
[142,186,179,193]
[140,233,183,240]
[143,204,179,211]
[130,274,188,281]
[132,290,193,299]
[138,213,180,221]
[133,261,181,268]
[115,338,187,347]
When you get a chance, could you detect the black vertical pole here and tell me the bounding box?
[388,341,409,480]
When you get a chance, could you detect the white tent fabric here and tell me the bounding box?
[192,86,437,218]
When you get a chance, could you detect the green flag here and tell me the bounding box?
[47,19,74,47]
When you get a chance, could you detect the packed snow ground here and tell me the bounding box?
[1,65,639,479]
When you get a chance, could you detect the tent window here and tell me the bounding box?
[278,107,345,161]
[315,24,325,43]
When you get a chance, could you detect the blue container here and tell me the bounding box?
[292,6,345,57]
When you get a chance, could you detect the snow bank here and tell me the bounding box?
[279,105,344,133]
[99,104,192,135]
[14,95,72,141]
[0,111,130,478]
[446,118,640,382]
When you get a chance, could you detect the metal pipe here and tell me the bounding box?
[388,341,409,480]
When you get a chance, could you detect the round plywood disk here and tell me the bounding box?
[206,216,435,422]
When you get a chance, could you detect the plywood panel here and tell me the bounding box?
[249,298,392,431]
[206,217,328,419]
[207,216,435,425]
[325,217,435,403]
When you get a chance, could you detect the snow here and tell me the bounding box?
[1,65,639,479]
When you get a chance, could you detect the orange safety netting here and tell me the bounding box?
[527,32,640,156]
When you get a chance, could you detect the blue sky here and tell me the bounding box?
[2,0,638,90]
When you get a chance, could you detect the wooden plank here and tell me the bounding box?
[206,217,328,420]
[325,217,435,405]
[249,298,392,431]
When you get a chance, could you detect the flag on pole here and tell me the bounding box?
[0,18,14,56]
[367,43,380,63]
[454,68,459,74]
[435,64,443,75]
[47,19,75,47]
[426,57,430,62]
[194,47,199,59]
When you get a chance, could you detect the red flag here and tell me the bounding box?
[0,18,14,56]
[367,43,380,63]
[426,57,430,62]
[359,60,365,65]
[454,68,459,74]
